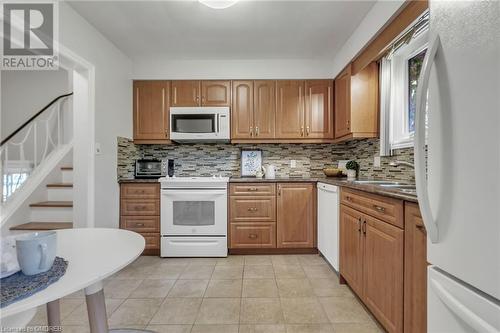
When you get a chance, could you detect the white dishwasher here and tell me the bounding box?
[317,182,339,271]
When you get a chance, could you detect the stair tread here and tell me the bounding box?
[61,166,73,170]
[30,201,73,208]
[10,222,73,231]
[47,183,73,188]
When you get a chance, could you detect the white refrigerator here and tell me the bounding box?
[414,1,500,332]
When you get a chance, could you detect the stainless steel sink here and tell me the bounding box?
[352,180,404,185]
[400,188,417,194]
[379,184,416,189]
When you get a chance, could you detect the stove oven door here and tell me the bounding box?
[161,188,227,236]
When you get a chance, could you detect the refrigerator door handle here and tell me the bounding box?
[414,34,441,243]
[430,278,498,333]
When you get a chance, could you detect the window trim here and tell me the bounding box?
[388,29,429,150]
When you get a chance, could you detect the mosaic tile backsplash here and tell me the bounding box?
[117,137,415,182]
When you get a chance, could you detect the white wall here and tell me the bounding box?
[1,69,70,141]
[331,0,406,77]
[133,58,335,79]
[59,2,133,228]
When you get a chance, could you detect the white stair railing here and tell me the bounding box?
[0,94,73,202]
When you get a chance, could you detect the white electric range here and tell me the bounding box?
[159,176,229,257]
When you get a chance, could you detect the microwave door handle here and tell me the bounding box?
[216,114,220,133]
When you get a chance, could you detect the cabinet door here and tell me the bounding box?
[133,81,170,142]
[232,81,254,139]
[404,203,427,333]
[305,80,334,139]
[254,80,276,139]
[201,80,231,106]
[275,80,305,139]
[339,205,364,296]
[171,80,200,107]
[276,183,315,248]
[363,214,404,333]
[334,65,351,138]
[350,62,378,136]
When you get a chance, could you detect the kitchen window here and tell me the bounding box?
[380,13,429,155]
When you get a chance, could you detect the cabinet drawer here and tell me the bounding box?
[230,196,276,222]
[121,216,159,232]
[230,223,276,248]
[230,183,276,196]
[142,233,160,250]
[121,183,159,199]
[340,188,403,228]
[121,199,160,216]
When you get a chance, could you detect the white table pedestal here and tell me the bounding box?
[46,300,60,333]
[85,282,108,333]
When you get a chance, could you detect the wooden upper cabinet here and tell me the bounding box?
[404,203,427,333]
[201,80,231,106]
[363,213,404,333]
[232,81,254,139]
[339,205,364,296]
[133,80,170,143]
[305,80,334,139]
[276,183,315,248]
[334,66,351,138]
[171,80,201,107]
[276,80,305,139]
[253,80,276,139]
[334,62,378,141]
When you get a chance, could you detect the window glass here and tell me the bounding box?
[2,172,29,202]
[407,49,427,133]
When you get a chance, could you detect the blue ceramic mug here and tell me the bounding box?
[16,232,57,275]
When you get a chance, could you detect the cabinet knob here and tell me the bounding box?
[247,207,258,212]
[300,126,304,136]
[306,126,310,136]
[247,187,258,191]
[135,223,145,227]
[248,234,258,239]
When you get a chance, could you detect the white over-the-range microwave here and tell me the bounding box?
[169,107,230,143]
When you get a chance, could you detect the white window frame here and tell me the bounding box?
[388,29,429,150]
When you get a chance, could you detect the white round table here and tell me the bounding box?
[1,228,145,333]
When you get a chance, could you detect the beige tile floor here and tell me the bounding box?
[28,255,383,333]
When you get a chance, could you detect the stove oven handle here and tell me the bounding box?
[161,189,227,196]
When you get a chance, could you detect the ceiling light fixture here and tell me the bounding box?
[198,0,239,9]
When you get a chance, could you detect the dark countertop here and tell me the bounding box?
[118,178,161,183]
[118,177,418,203]
[230,176,418,203]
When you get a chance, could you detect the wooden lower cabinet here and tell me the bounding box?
[230,223,276,248]
[339,189,404,333]
[339,205,364,296]
[404,203,427,333]
[277,183,315,248]
[363,214,404,333]
[230,196,276,222]
[120,183,160,255]
[229,182,316,251]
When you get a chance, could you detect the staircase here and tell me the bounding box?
[10,166,73,231]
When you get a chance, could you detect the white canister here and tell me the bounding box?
[346,169,357,181]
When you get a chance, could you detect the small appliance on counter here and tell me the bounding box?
[135,158,174,179]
